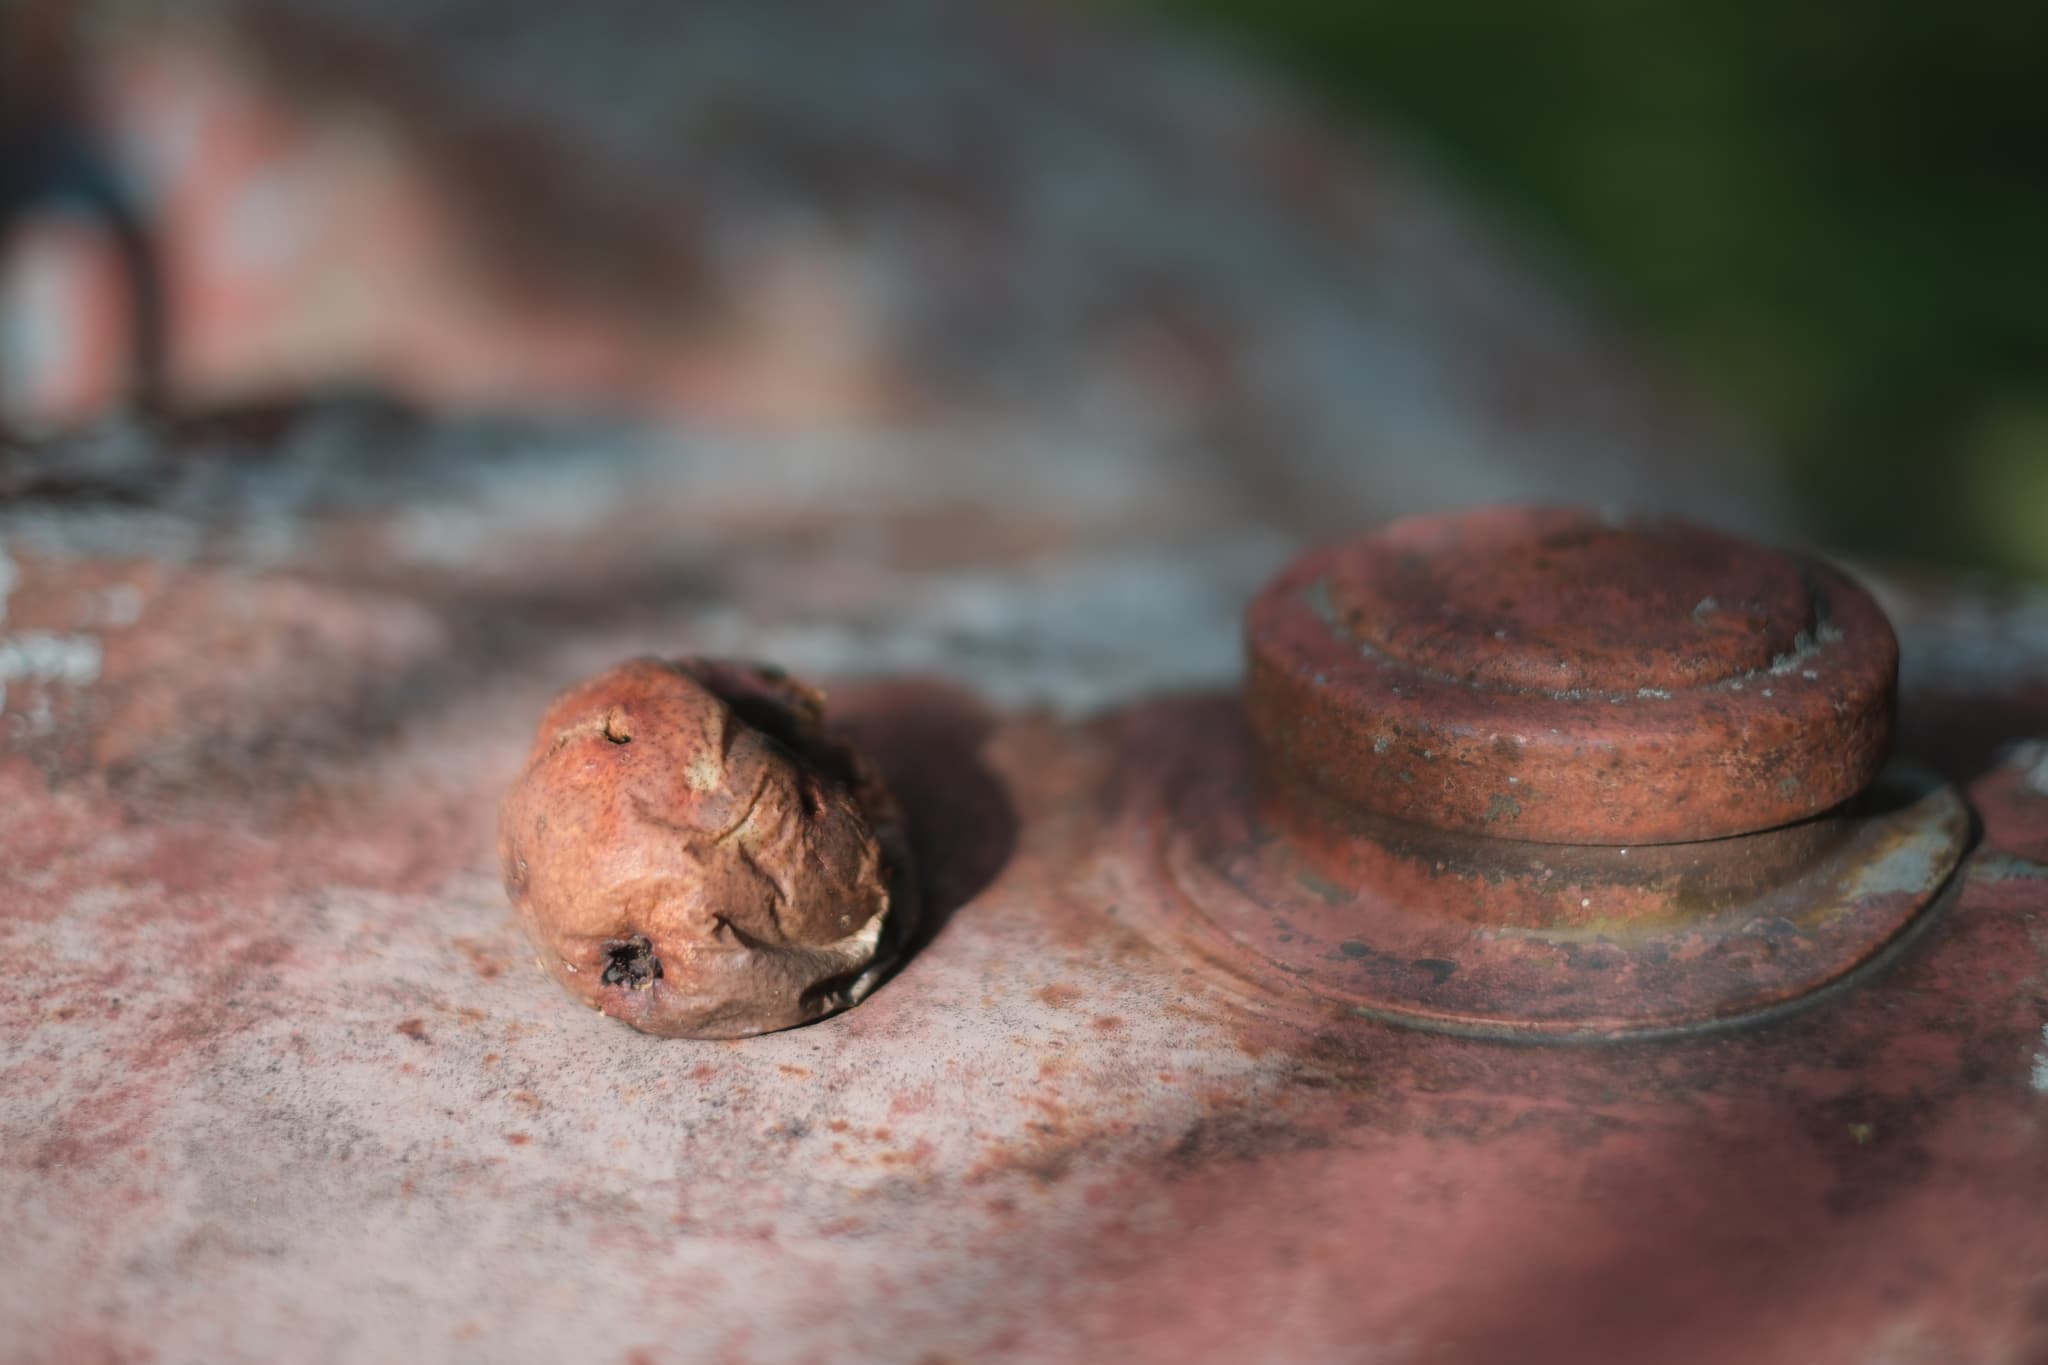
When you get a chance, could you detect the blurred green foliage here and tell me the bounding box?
[1146,0,2048,577]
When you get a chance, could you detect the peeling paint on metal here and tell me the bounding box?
[0,403,2039,1364]
[0,0,2042,1351]
[1973,853,2048,884]
[2009,739,2048,799]
[0,630,103,718]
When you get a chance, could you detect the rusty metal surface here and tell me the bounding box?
[0,410,2045,1364]
[0,5,2046,1362]
[1142,717,1969,1037]
[1246,507,1899,844]
[1159,507,1963,1037]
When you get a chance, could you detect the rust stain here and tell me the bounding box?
[0,97,2039,1353]
[451,937,506,979]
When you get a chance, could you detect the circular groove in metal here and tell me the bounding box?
[1135,707,1969,1040]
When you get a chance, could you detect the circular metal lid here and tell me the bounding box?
[1245,506,1898,843]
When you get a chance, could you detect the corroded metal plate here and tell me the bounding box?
[1137,701,1970,1038]
[1,0,2047,1358]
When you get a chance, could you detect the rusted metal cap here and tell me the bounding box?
[1246,506,1899,843]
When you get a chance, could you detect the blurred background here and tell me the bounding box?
[3,0,2044,578]
[1147,0,2048,577]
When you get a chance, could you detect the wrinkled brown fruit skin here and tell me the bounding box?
[499,658,913,1038]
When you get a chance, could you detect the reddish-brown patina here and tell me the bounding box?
[1247,506,1899,844]
[1229,507,1954,1035]
[3,6,2048,1362]
[1132,697,1967,1038]
[1,413,2043,1365]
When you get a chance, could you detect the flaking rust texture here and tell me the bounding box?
[1210,507,1963,1039]
[0,5,2042,1359]
[0,411,2045,1365]
[1246,508,1901,844]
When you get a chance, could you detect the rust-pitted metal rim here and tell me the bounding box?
[1128,705,1970,1040]
[1245,507,1899,845]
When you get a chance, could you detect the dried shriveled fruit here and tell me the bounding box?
[499,657,913,1038]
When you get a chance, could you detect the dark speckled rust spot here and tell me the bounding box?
[452,938,504,979]
[600,935,662,990]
